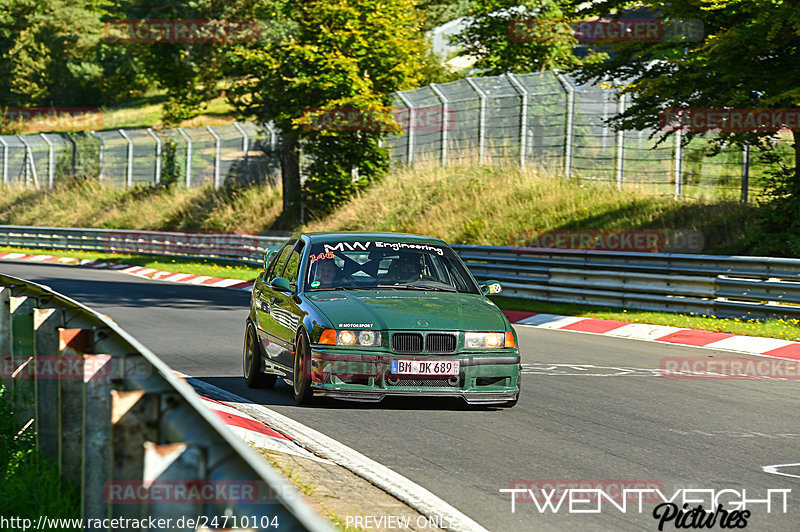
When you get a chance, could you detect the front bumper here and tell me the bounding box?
[309,348,521,404]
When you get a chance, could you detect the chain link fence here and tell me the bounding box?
[387,71,795,201]
[0,122,279,189]
[2,71,794,201]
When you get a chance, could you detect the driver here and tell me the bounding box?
[385,255,422,283]
[313,259,344,288]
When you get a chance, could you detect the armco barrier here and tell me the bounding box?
[452,245,800,320]
[0,273,332,531]
[0,225,287,265]
[2,225,800,320]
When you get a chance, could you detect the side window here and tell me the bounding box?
[268,240,296,282]
[283,241,305,284]
[265,245,285,278]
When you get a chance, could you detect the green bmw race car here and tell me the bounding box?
[243,232,521,407]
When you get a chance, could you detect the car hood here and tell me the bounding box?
[305,290,507,331]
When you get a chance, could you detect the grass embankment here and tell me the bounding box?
[0,165,752,251]
[0,386,80,525]
[3,164,794,341]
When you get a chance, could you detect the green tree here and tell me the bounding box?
[453,0,605,75]
[566,0,800,255]
[226,0,430,220]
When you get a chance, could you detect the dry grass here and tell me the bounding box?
[0,180,282,234]
[304,163,752,251]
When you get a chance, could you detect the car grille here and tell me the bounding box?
[391,333,424,353]
[425,333,456,353]
[386,377,461,387]
[391,332,457,354]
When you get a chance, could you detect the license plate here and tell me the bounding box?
[391,359,459,376]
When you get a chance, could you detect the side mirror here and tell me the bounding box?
[480,280,503,296]
[271,277,295,293]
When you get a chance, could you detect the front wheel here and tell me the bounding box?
[244,322,277,389]
[292,330,315,405]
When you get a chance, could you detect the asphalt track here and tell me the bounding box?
[3,261,799,531]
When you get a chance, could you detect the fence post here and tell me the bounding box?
[396,92,416,167]
[0,136,8,184]
[674,130,683,199]
[555,73,575,178]
[118,129,133,187]
[429,84,449,167]
[64,133,76,178]
[465,78,487,165]
[177,128,192,187]
[506,73,529,168]
[16,134,39,189]
[89,131,104,181]
[146,128,162,185]
[615,92,626,190]
[206,125,222,189]
[39,133,55,188]
[233,122,249,183]
[741,143,750,204]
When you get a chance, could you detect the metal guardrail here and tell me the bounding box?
[2,225,800,320]
[0,273,332,531]
[0,225,287,265]
[452,245,800,320]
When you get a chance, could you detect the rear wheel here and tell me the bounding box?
[244,322,276,389]
[292,330,315,405]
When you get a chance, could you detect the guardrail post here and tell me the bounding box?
[615,92,626,190]
[233,122,250,183]
[177,128,192,187]
[741,143,750,204]
[555,73,575,178]
[145,442,205,523]
[39,133,55,188]
[396,92,416,167]
[465,78,487,164]
[0,136,8,184]
[90,131,104,181]
[9,294,36,430]
[507,73,529,168]
[34,308,61,465]
[674,130,683,199]
[147,128,162,185]
[119,129,134,187]
[111,388,159,521]
[207,125,222,189]
[16,134,40,189]
[430,84,449,168]
[82,352,113,522]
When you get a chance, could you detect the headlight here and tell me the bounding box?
[318,329,381,347]
[465,332,508,349]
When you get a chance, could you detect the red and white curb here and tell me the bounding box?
[0,251,254,292]
[504,310,800,361]
[197,393,329,463]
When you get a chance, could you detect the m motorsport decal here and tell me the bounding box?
[338,323,374,328]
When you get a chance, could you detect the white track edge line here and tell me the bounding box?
[513,322,800,361]
[187,377,489,532]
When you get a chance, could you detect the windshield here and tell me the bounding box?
[305,240,479,294]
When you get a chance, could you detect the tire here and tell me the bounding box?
[243,322,277,389]
[292,330,315,405]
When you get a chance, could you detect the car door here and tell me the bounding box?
[270,240,306,370]
[254,239,295,373]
